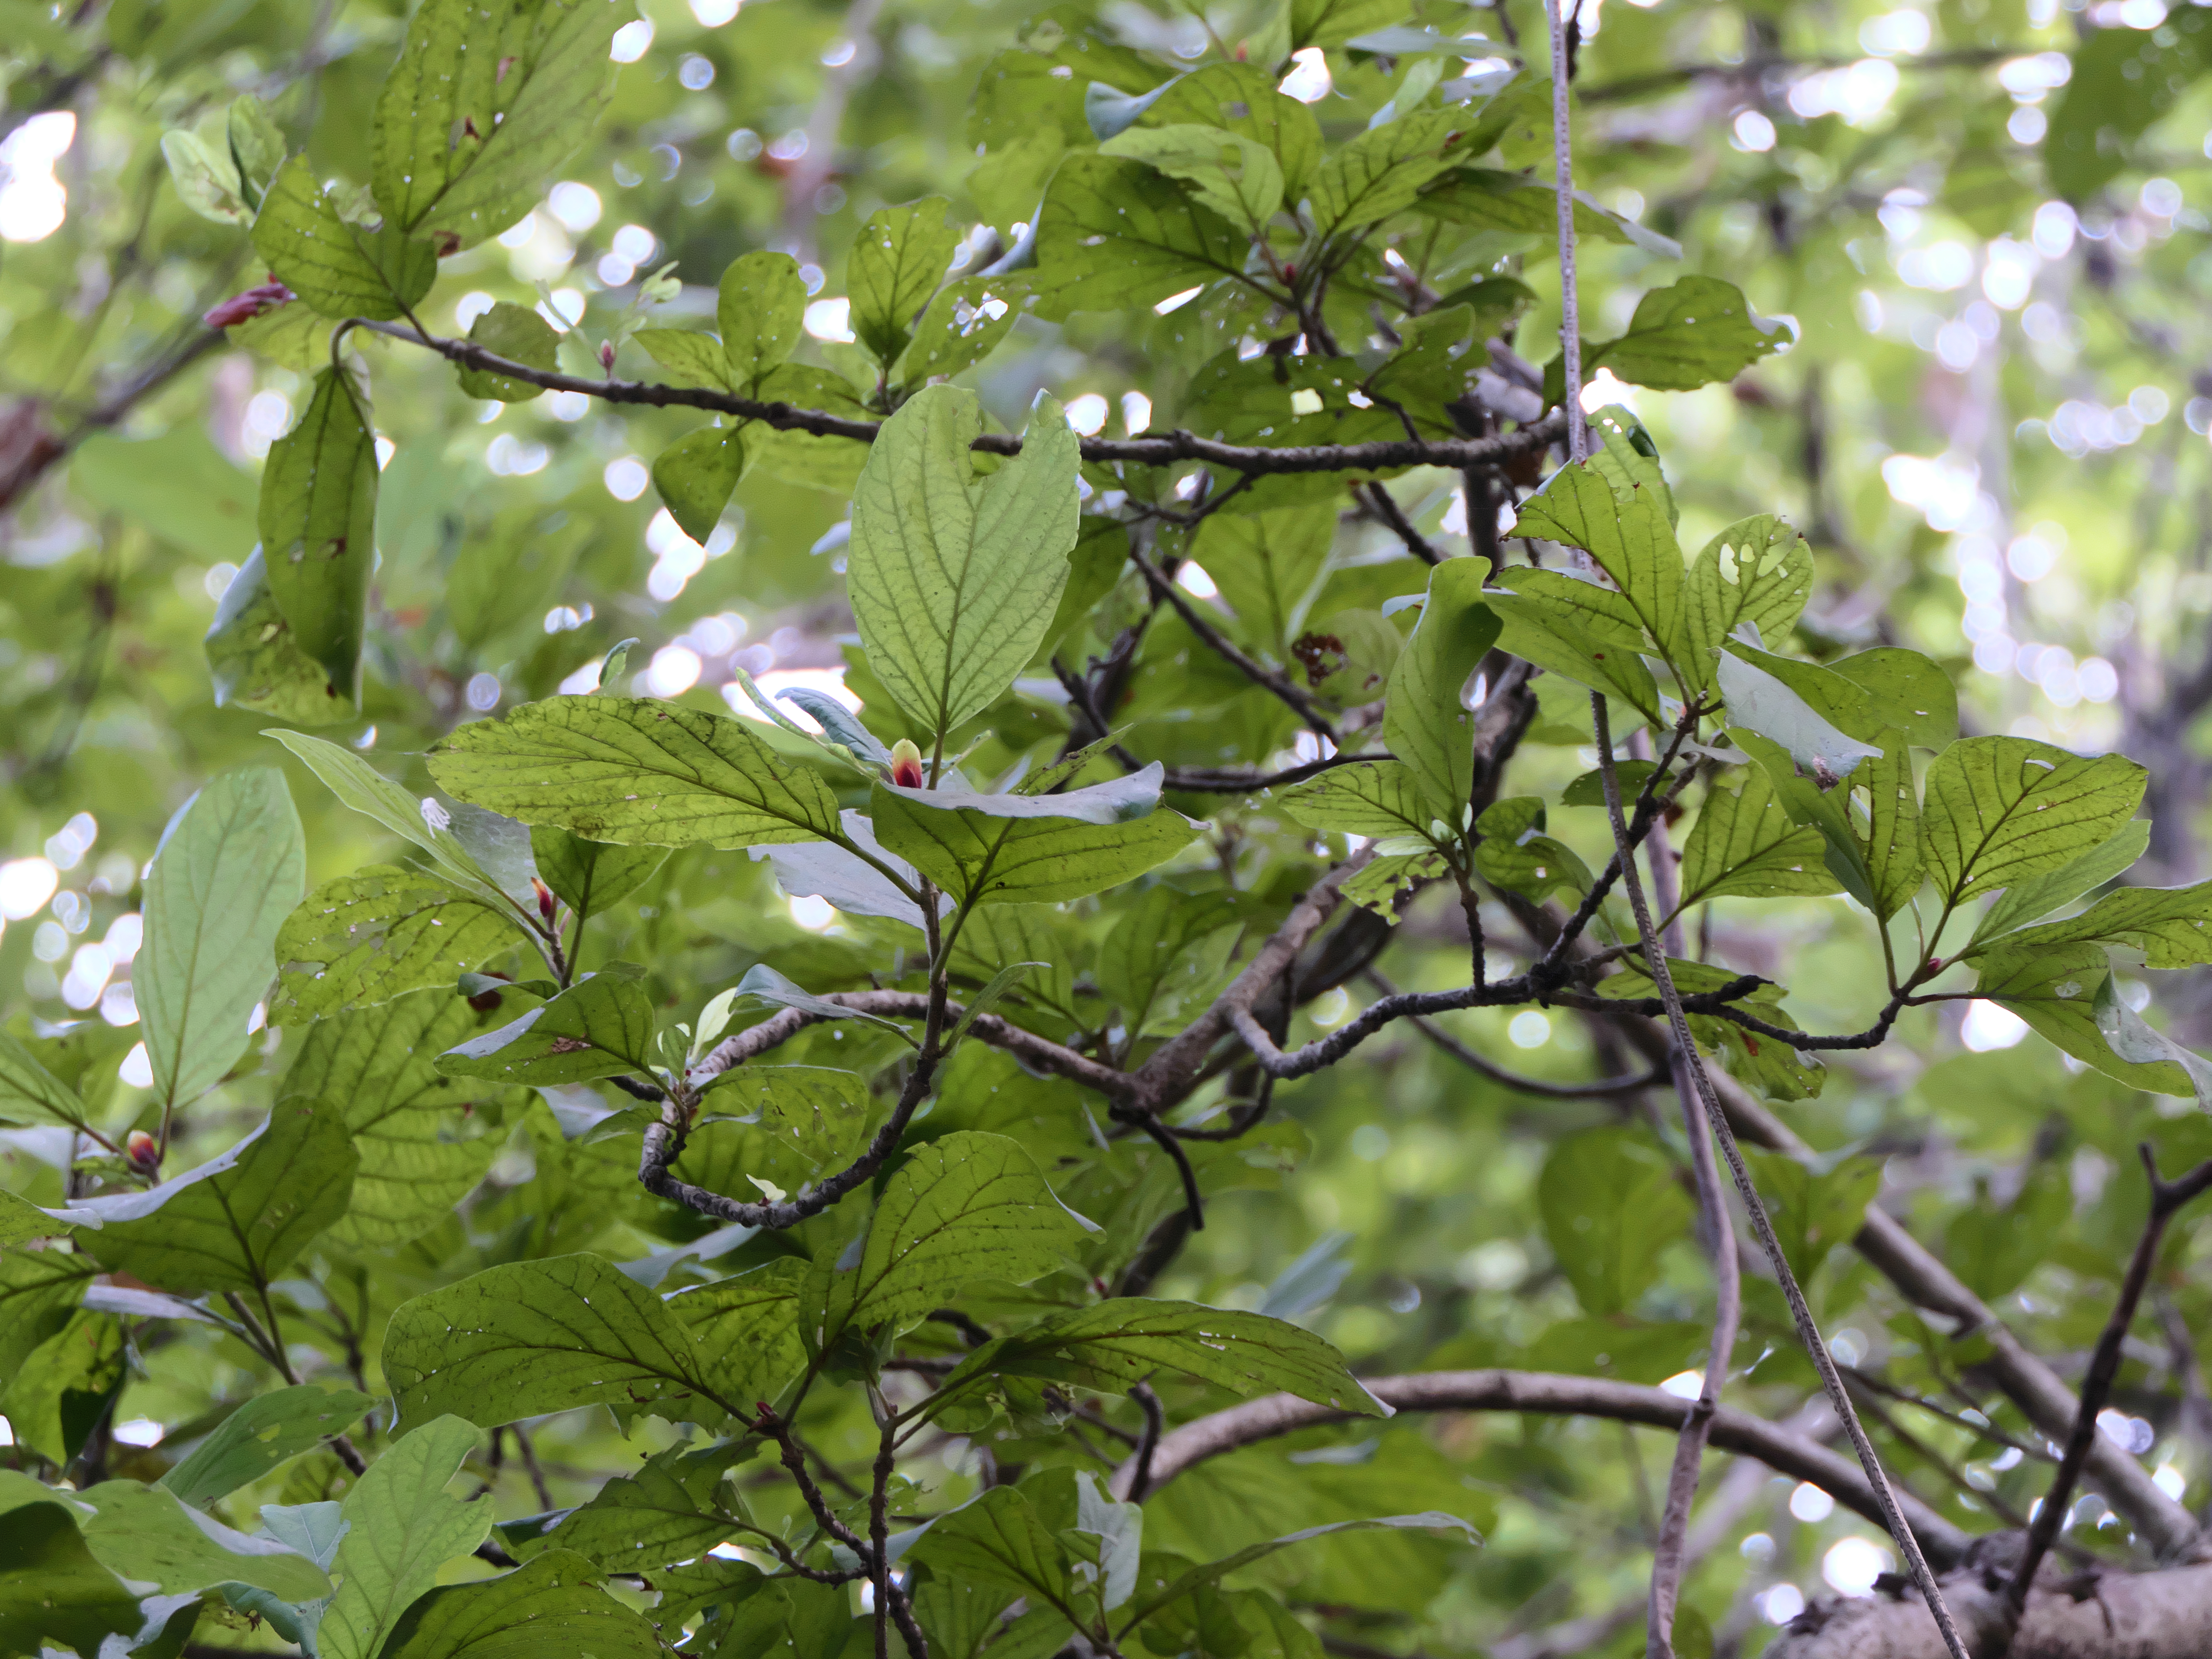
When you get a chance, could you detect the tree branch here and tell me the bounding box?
[1105,1371,1969,1566]
[349,316,1565,476]
[1587,694,1969,1659]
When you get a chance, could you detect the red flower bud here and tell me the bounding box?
[202,281,296,329]
[126,1130,159,1169]
[889,738,925,790]
[533,876,557,922]
[598,340,617,373]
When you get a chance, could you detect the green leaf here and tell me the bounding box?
[438,967,659,1085]
[2046,6,2212,201]
[284,992,504,1251]
[1485,589,1664,730]
[447,508,584,650]
[907,1486,1075,1619]
[2010,881,2212,979]
[384,1254,738,1428]
[257,367,377,704]
[228,93,286,207]
[1278,760,1434,840]
[1141,64,1322,196]
[161,1386,376,1508]
[78,1101,357,1294]
[456,301,561,400]
[266,729,507,900]
[1471,797,1591,901]
[1030,155,1247,320]
[209,548,357,725]
[1417,171,1680,259]
[1821,649,1958,749]
[138,766,306,1109]
[1966,820,2149,951]
[529,824,666,918]
[526,1447,736,1571]
[847,385,1081,740]
[2093,974,2212,1106]
[0,1187,80,1244]
[1585,276,1791,391]
[938,1298,1387,1418]
[893,272,1031,388]
[0,1026,90,1128]
[251,154,436,321]
[377,1547,665,1659]
[1290,0,1408,50]
[718,250,808,385]
[428,694,846,847]
[1683,515,1813,692]
[690,1065,870,1182]
[1311,106,1473,237]
[0,1500,141,1658]
[1742,1151,1882,1284]
[0,1249,96,1382]
[1096,886,1242,1034]
[76,1478,332,1600]
[1382,558,1502,824]
[1730,729,1878,913]
[880,763,1167,825]
[652,424,746,543]
[0,1310,123,1465]
[374,0,624,253]
[1853,729,1923,922]
[1122,1513,1479,1629]
[810,1131,1093,1346]
[871,783,1201,906]
[1944,1159,2071,1302]
[163,127,252,223]
[1538,1128,1693,1315]
[663,1260,810,1409]
[1588,404,1676,527]
[1920,736,2147,908]
[1675,764,1842,910]
[1193,505,1333,654]
[850,196,959,364]
[729,961,919,1043]
[272,865,529,1023]
[318,1417,492,1659]
[1718,649,1885,784]
[1493,568,1649,653]
[1511,461,1686,676]
[633,327,733,392]
[1102,124,1285,230]
[1974,945,2187,1095]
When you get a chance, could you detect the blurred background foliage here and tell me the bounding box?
[7,0,2212,1651]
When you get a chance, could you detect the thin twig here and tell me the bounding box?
[1632,803,1739,1659]
[1128,542,1337,736]
[1587,694,1969,1659]
[1126,1383,1165,1501]
[2004,1146,2212,1633]
[1362,482,1445,564]
[1366,970,1666,1098]
[1546,0,1587,463]
[347,316,1565,476]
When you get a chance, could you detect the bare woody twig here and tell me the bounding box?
[2002,1148,2212,1634]
[345,316,1566,476]
[1587,694,1971,1659]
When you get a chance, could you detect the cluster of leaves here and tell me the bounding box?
[11,0,2212,1655]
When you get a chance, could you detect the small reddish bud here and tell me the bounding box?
[598,339,618,373]
[203,281,296,329]
[126,1130,159,1170]
[533,876,557,922]
[889,738,925,790]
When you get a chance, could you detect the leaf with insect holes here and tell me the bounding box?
[1920,736,2147,907]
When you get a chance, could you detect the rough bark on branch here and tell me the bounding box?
[1766,1560,2212,1659]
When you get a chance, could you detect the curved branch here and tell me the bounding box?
[1105,1371,1971,1569]
[352,317,1567,477]
[1129,543,1337,735]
